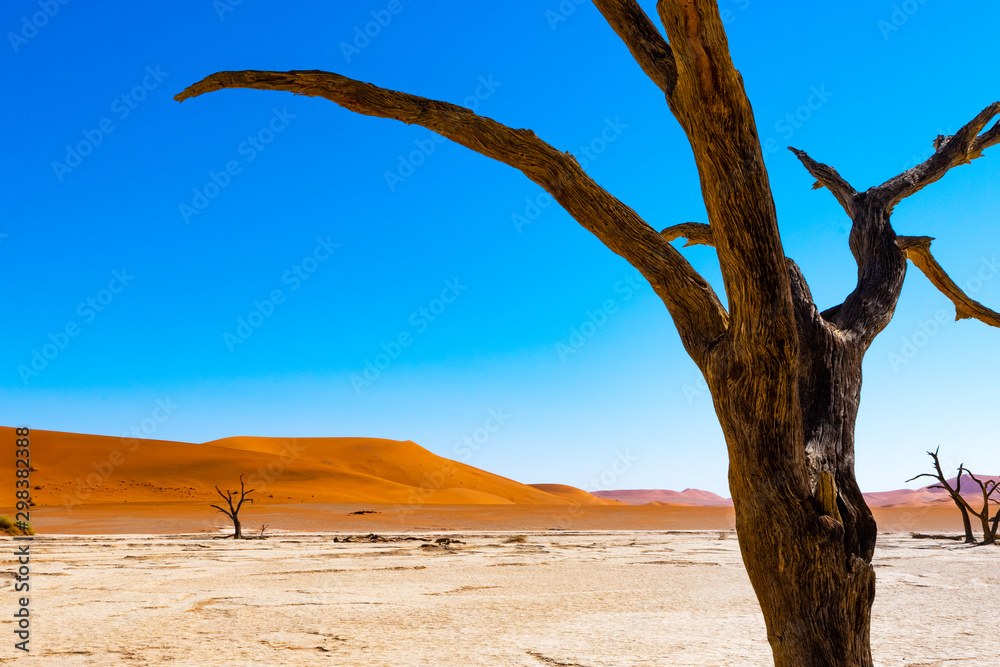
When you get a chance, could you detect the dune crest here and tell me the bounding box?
[0,428,609,508]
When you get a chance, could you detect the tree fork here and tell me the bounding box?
[175,1,1000,664]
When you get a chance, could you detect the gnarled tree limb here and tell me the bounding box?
[788,147,858,217]
[592,0,677,95]
[176,70,729,360]
[660,222,714,247]
[874,102,1000,211]
[897,236,1000,327]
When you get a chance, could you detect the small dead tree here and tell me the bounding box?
[959,468,1000,545]
[210,475,255,539]
[906,448,976,544]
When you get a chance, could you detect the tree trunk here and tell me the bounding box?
[233,518,242,540]
[705,269,880,666]
[977,512,994,545]
[956,501,977,544]
[991,511,999,542]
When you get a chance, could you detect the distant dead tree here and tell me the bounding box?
[959,467,999,545]
[175,3,1000,664]
[210,475,255,539]
[907,448,976,544]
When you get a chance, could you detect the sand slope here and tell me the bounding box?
[0,428,609,509]
[528,484,623,505]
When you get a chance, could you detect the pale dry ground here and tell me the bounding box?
[1,532,996,666]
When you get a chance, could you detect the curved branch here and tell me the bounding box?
[176,70,729,360]
[209,504,235,520]
[897,236,1000,328]
[875,102,1000,211]
[659,223,822,327]
[214,485,236,514]
[592,0,677,95]
[660,222,714,247]
[788,147,858,217]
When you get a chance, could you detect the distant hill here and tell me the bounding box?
[0,428,610,508]
[595,475,1000,508]
[592,489,732,506]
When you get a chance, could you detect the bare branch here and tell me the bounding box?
[897,236,1000,328]
[969,119,1000,160]
[215,485,237,514]
[592,0,677,94]
[788,147,858,217]
[904,472,940,484]
[660,222,714,247]
[875,102,1000,211]
[236,484,255,514]
[176,70,729,361]
[209,504,234,519]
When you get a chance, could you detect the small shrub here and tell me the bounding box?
[504,535,527,544]
[0,516,34,536]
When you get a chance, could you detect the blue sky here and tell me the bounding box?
[2,0,998,496]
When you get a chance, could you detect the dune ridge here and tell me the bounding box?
[0,428,608,508]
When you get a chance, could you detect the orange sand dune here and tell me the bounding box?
[0,428,608,510]
[3,427,991,536]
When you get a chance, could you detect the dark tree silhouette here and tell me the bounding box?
[958,468,1000,544]
[174,2,1000,665]
[906,448,976,544]
[210,475,255,540]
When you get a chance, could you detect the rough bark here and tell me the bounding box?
[958,469,1000,544]
[907,449,977,544]
[175,1,1000,664]
[210,475,254,540]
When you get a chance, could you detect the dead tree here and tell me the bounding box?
[210,475,255,540]
[906,448,977,544]
[174,3,1000,665]
[958,468,1000,545]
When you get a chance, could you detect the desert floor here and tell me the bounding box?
[1,531,996,666]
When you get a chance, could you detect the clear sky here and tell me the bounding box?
[2,1,998,496]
